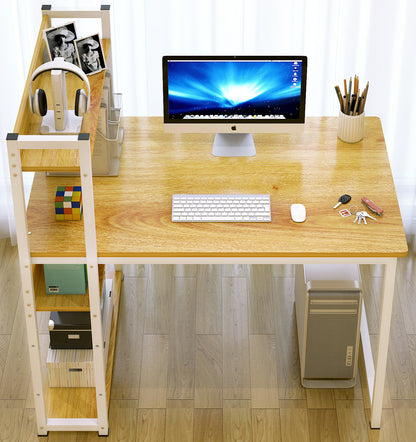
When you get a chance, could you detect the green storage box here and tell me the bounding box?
[44,264,88,295]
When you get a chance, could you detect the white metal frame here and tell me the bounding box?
[89,255,396,429]
[6,5,113,436]
[7,135,108,436]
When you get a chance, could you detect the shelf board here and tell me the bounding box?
[18,39,110,172]
[34,264,105,311]
[45,270,122,418]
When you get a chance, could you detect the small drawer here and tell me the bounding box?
[49,311,92,350]
[47,348,94,387]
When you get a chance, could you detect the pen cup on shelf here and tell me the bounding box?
[337,111,365,143]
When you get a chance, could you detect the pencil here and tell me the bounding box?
[334,86,344,113]
[347,77,352,115]
[353,89,360,115]
[359,82,369,114]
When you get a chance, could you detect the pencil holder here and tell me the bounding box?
[337,111,365,143]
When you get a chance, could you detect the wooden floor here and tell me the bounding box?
[1,238,416,441]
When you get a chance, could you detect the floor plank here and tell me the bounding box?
[196,265,222,334]
[194,334,222,408]
[335,400,369,442]
[193,408,222,442]
[222,277,251,400]
[251,409,281,442]
[223,400,252,442]
[136,409,166,442]
[249,334,279,408]
[308,409,339,442]
[111,277,146,399]
[139,335,169,408]
[165,400,194,442]
[167,278,196,400]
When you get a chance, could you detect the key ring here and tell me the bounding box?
[349,205,358,215]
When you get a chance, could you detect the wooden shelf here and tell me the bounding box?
[34,264,105,311]
[13,14,110,172]
[45,271,122,418]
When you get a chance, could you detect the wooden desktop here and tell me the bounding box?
[28,116,407,259]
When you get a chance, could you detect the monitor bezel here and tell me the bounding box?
[162,55,308,127]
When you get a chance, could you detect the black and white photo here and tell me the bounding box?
[75,34,106,75]
[44,22,78,65]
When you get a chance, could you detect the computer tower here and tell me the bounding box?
[295,264,362,388]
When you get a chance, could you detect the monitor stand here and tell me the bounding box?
[212,133,256,157]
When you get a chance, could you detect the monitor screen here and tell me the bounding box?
[162,55,307,156]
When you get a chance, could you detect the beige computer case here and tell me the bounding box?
[295,264,362,388]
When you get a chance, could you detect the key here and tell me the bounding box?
[353,211,363,224]
[333,194,351,209]
[360,211,376,221]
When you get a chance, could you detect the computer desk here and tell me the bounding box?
[28,116,408,428]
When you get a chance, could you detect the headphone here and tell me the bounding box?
[29,57,90,117]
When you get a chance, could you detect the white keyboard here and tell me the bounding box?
[172,194,271,222]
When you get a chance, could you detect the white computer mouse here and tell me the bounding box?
[290,203,306,223]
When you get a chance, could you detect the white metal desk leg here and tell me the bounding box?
[370,258,397,428]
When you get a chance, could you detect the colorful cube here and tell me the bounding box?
[55,186,83,221]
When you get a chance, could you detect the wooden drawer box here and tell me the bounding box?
[47,348,94,387]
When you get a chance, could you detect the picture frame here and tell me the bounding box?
[74,33,106,76]
[43,22,79,66]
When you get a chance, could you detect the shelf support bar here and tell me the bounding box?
[78,133,109,435]
[6,133,48,436]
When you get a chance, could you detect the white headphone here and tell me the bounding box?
[29,57,90,117]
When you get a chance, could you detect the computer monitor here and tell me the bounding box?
[162,55,307,156]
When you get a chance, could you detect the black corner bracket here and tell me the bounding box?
[78,133,90,141]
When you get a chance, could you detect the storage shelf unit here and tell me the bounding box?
[6,5,121,436]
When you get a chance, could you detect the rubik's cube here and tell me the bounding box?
[55,186,83,221]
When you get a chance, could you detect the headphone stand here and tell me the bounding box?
[40,110,83,134]
[38,68,84,134]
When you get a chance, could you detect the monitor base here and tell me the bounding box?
[212,133,256,157]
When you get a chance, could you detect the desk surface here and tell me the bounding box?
[27,116,408,258]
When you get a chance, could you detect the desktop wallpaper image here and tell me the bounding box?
[167,60,303,120]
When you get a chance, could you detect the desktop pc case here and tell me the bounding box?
[295,264,362,388]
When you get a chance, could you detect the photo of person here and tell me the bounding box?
[44,22,78,65]
[75,34,106,75]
